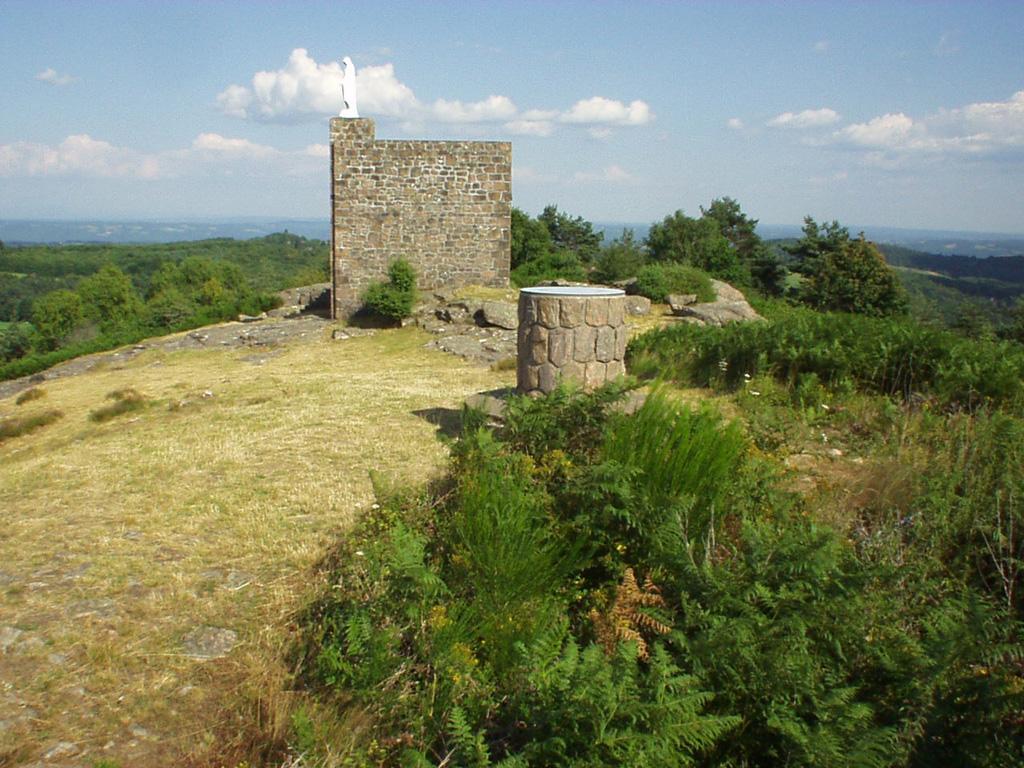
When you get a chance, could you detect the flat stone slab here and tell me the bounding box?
[624,296,651,316]
[182,626,238,660]
[479,300,518,329]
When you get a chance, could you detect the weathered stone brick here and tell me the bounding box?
[584,361,607,389]
[536,297,560,329]
[559,297,586,328]
[559,360,585,386]
[595,326,617,362]
[585,298,609,326]
[528,325,549,364]
[573,325,598,362]
[538,363,557,393]
[548,328,574,367]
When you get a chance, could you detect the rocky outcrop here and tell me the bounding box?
[480,300,518,330]
[670,279,762,327]
[624,296,652,316]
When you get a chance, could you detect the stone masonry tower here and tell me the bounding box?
[329,118,512,320]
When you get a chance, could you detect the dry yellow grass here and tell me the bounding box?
[0,324,511,766]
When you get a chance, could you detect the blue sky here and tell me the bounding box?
[2,0,1023,232]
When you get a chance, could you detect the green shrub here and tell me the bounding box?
[88,388,148,422]
[301,382,1024,767]
[600,388,746,547]
[0,408,63,442]
[592,231,646,284]
[362,259,417,321]
[15,387,45,405]
[628,303,1024,409]
[633,263,715,303]
[510,251,587,288]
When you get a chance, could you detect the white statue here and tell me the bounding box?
[339,56,359,118]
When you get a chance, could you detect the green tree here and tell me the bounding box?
[0,323,33,362]
[802,235,909,317]
[646,210,751,285]
[76,264,143,331]
[538,204,603,262]
[510,207,554,269]
[145,287,196,327]
[701,197,786,295]
[700,197,760,260]
[592,229,646,283]
[785,217,851,276]
[31,289,83,350]
[999,298,1024,344]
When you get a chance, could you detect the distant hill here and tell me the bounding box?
[0,218,330,245]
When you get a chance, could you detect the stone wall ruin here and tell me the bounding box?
[330,118,511,319]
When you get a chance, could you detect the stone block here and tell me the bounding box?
[584,360,607,390]
[606,359,626,381]
[528,325,548,364]
[667,294,699,315]
[573,325,598,362]
[615,326,629,359]
[480,300,517,329]
[607,297,625,326]
[518,360,540,391]
[548,328,574,367]
[559,360,585,386]
[518,296,537,325]
[595,326,617,362]
[538,363,558,393]
[559,297,586,328]
[624,296,651,316]
[536,297,561,328]
[585,297,609,326]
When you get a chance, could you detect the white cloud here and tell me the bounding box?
[0,134,158,178]
[832,91,1024,157]
[560,96,652,126]
[587,127,613,140]
[767,108,840,129]
[303,143,331,158]
[726,117,744,130]
[192,132,278,157]
[512,165,558,183]
[521,109,559,121]
[0,132,328,181]
[572,164,636,184]
[216,49,653,137]
[431,95,516,123]
[836,113,915,148]
[35,67,75,86]
[216,49,417,121]
[504,120,554,137]
[813,40,830,54]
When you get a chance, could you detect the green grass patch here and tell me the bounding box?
[88,388,149,422]
[15,387,46,405]
[0,409,63,442]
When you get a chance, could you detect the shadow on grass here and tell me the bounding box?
[413,387,517,440]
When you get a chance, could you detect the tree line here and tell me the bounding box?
[0,233,329,379]
[512,199,909,319]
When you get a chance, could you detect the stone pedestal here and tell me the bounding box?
[517,286,628,396]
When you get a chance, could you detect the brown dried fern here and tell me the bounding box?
[591,567,672,660]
